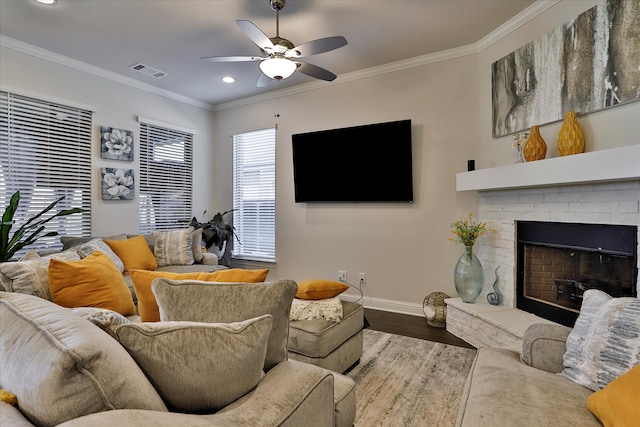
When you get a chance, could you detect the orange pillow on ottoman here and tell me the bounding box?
[49,251,136,316]
[295,279,349,300]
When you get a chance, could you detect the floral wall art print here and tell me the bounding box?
[492,0,640,138]
[101,168,134,200]
[101,126,134,161]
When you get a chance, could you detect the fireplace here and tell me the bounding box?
[516,221,638,327]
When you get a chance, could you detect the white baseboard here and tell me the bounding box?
[340,293,424,317]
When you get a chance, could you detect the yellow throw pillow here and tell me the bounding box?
[130,270,223,322]
[209,268,269,283]
[587,364,640,426]
[49,251,136,316]
[129,268,270,322]
[104,235,158,272]
[295,279,349,300]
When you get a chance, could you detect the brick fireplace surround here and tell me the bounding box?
[446,145,640,353]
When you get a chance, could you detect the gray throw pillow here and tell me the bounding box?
[153,228,195,267]
[0,292,167,427]
[561,289,640,391]
[76,238,125,273]
[116,315,272,412]
[152,279,297,371]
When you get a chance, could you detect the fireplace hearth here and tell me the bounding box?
[517,221,638,326]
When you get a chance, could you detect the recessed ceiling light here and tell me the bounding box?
[35,0,56,4]
[221,76,236,84]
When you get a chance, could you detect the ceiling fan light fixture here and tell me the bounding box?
[259,57,296,80]
[221,76,236,83]
[35,0,56,4]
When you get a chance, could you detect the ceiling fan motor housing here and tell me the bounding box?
[270,0,285,11]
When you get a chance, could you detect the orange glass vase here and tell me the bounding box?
[523,126,547,161]
[557,111,584,156]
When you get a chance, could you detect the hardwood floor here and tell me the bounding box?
[364,308,474,349]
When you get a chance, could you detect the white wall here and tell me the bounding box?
[214,0,639,314]
[0,46,217,236]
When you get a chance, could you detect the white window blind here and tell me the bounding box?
[232,127,276,262]
[139,121,193,233]
[0,90,92,256]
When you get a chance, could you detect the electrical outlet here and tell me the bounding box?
[359,272,366,284]
[338,271,347,281]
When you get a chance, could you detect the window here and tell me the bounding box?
[0,90,92,256]
[138,119,193,233]
[232,127,276,262]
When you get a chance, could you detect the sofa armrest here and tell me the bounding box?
[521,323,572,373]
[201,252,218,266]
[57,360,336,427]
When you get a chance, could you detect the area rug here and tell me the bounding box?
[348,329,477,427]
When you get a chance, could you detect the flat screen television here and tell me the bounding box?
[292,119,413,203]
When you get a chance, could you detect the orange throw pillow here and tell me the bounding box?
[104,235,158,272]
[208,268,269,283]
[588,364,640,426]
[129,268,270,322]
[295,279,349,300]
[49,251,136,316]
[129,270,221,322]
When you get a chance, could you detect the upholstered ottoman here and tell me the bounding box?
[288,301,364,373]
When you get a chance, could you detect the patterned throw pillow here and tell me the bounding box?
[561,289,640,391]
[76,238,125,273]
[71,307,131,339]
[0,250,81,300]
[153,228,195,267]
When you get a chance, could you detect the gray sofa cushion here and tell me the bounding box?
[116,315,272,412]
[0,292,167,427]
[456,347,599,427]
[152,278,297,371]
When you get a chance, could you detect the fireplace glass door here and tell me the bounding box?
[517,221,637,326]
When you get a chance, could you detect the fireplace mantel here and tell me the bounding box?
[457,145,640,192]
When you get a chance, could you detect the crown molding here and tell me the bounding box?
[1,0,561,113]
[0,35,215,111]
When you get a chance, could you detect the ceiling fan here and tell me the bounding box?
[201,0,347,87]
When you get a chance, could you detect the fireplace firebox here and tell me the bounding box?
[516,221,638,327]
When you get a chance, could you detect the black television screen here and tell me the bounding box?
[292,119,413,203]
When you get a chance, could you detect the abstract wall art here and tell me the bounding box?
[492,0,640,138]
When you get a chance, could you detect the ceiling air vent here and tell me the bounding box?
[129,63,168,79]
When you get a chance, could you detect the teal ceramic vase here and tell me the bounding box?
[454,246,484,303]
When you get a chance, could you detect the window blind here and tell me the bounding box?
[0,90,92,255]
[138,121,193,233]
[232,127,276,262]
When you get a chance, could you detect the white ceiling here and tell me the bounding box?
[0,0,536,107]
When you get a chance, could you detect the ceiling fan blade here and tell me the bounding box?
[257,73,272,87]
[287,36,347,58]
[236,20,275,51]
[296,62,337,82]
[200,55,264,62]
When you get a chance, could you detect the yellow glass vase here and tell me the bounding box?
[523,126,547,162]
[557,111,584,156]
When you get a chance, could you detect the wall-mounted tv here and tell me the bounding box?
[292,119,413,203]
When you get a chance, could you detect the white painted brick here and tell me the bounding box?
[550,212,612,224]
[582,189,640,203]
[543,192,582,203]
[569,201,637,213]
[534,202,569,212]
[518,193,544,203]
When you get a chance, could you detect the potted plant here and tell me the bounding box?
[189,210,239,265]
[1,191,86,262]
